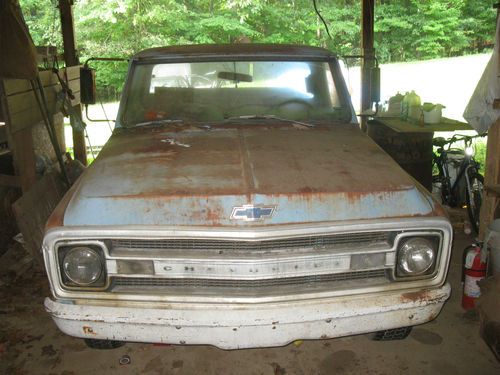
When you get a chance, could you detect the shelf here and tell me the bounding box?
[370,117,473,133]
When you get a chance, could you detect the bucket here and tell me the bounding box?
[423,103,444,124]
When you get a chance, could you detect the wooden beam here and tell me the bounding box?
[0,174,20,188]
[485,184,500,195]
[478,4,500,238]
[3,66,80,96]
[361,0,375,132]
[479,119,500,239]
[58,0,78,67]
[4,68,80,134]
[59,0,87,166]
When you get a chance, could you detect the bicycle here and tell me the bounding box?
[432,134,485,234]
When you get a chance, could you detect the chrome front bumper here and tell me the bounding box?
[45,283,451,349]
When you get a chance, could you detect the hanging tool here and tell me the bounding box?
[53,68,86,131]
[30,76,70,186]
[54,68,99,160]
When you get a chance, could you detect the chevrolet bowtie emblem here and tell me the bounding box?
[231,204,276,221]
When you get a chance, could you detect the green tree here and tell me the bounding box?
[411,0,468,59]
[18,0,497,99]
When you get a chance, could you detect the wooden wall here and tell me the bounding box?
[0,66,80,192]
[3,66,80,134]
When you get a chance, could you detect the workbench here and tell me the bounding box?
[370,116,473,133]
[367,116,473,191]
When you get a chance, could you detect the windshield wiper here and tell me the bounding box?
[131,119,183,128]
[225,115,315,128]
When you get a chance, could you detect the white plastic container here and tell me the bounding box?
[386,92,404,116]
[423,103,444,124]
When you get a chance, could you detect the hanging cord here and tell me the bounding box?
[84,128,96,160]
[313,0,332,40]
[99,100,113,133]
[30,78,70,186]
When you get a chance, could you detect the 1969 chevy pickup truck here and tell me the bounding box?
[43,44,452,349]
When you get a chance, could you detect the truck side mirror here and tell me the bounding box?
[370,66,380,104]
[80,67,96,105]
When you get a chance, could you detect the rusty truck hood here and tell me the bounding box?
[62,124,436,227]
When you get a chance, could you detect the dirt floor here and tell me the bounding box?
[1,218,500,374]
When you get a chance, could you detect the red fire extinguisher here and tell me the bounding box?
[462,244,487,310]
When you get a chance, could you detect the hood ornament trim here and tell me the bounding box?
[231,204,276,222]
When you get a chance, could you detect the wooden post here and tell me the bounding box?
[479,120,500,239]
[58,0,87,166]
[360,0,375,132]
[478,4,500,238]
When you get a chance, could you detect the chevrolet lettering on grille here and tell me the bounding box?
[230,205,276,221]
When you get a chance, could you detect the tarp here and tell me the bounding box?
[463,17,500,134]
[0,0,38,79]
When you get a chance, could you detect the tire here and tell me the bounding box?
[466,173,484,235]
[84,338,125,349]
[371,326,413,341]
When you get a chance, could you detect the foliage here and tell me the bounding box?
[473,139,487,175]
[19,0,496,99]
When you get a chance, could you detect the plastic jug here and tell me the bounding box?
[403,90,422,120]
[387,92,404,116]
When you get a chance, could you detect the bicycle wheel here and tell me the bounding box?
[465,172,484,234]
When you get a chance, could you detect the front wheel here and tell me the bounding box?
[466,172,484,234]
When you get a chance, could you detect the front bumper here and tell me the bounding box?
[45,283,451,349]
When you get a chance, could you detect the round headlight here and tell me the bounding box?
[397,237,436,276]
[62,247,103,285]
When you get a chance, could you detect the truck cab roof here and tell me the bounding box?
[132,44,337,61]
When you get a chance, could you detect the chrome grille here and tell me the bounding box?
[110,232,392,254]
[111,269,387,290]
[107,232,394,297]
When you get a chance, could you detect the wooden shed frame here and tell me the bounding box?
[478,4,500,238]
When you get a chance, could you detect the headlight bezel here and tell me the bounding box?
[57,241,108,290]
[393,233,442,281]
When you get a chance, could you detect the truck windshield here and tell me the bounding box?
[121,60,351,127]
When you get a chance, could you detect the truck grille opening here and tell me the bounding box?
[110,269,389,296]
[100,231,396,298]
[110,231,392,255]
